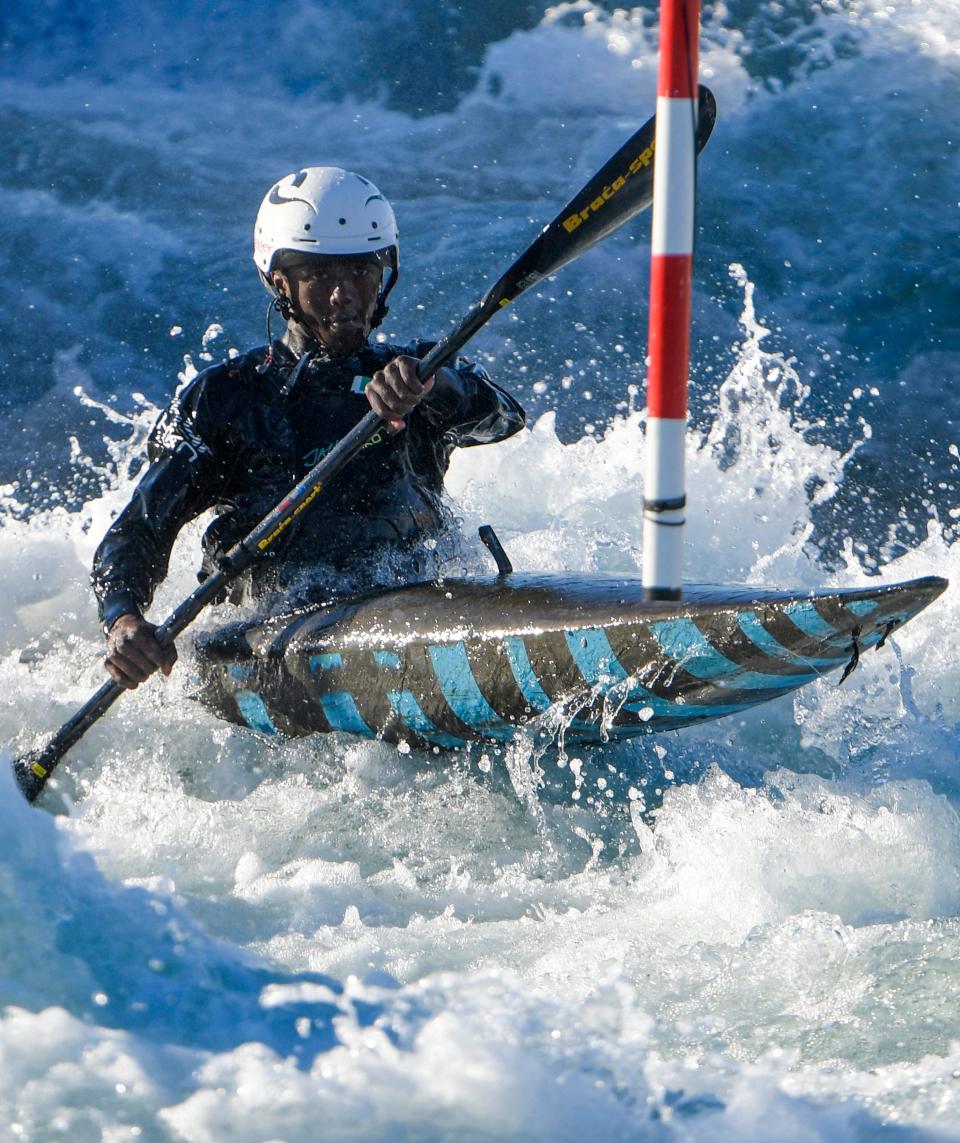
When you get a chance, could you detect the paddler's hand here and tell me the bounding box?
[104,613,177,689]
[365,355,435,430]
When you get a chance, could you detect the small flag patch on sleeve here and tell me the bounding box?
[351,375,372,394]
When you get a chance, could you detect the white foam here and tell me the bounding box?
[3,3,959,1138]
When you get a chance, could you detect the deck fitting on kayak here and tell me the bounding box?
[478,525,513,577]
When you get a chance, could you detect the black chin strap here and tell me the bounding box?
[371,264,399,329]
[263,295,286,356]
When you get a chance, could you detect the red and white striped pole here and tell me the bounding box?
[642,0,700,601]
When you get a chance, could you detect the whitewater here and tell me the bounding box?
[2,1,960,1139]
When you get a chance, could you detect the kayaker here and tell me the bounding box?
[93,166,526,689]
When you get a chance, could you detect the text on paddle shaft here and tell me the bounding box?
[257,482,325,551]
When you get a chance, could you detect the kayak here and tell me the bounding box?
[192,572,947,748]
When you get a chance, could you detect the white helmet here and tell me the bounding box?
[254,165,398,270]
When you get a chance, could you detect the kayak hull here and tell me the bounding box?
[192,574,947,748]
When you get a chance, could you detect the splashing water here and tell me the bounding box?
[1,257,958,1138]
[3,1,960,1137]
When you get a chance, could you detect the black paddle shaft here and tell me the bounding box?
[13,87,717,803]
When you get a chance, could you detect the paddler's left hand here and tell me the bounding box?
[365,355,435,430]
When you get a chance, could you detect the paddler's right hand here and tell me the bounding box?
[104,613,177,689]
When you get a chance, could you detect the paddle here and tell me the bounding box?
[13,86,717,803]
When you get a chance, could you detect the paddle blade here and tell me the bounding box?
[418,87,716,379]
[495,85,717,306]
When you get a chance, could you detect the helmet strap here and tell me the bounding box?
[264,295,281,353]
[371,264,399,329]
[262,293,300,366]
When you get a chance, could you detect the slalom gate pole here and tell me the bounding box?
[642,0,701,602]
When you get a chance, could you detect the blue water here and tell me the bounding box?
[2,2,960,1139]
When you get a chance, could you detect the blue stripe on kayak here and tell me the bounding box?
[304,652,374,736]
[648,618,735,680]
[318,692,374,738]
[428,643,513,739]
[371,649,464,745]
[564,628,629,684]
[649,617,821,691]
[782,602,837,639]
[504,636,553,712]
[563,628,685,718]
[858,628,887,650]
[846,598,879,618]
[388,690,466,748]
[736,611,841,669]
[234,690,278,736]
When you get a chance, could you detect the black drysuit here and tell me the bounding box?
[92,326,525,631]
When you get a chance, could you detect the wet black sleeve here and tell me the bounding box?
[91,377,226,631]
[412,343,526,446]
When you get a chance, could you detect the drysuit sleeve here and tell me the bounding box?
[414,347,525,446]
[91,381,224,632]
